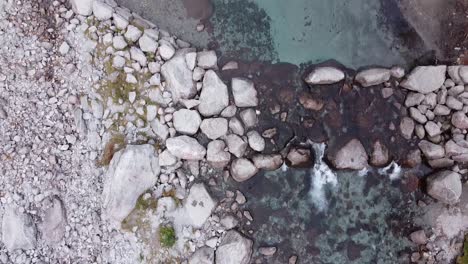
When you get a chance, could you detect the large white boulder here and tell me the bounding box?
[184,184,216,228]
[216,230,253,264]
[2,207,37,251]
[198,70,229,116]
[426,170,462,205]
[304,67,345,85]
[166,136,206,160]
[231,78,258,107]
[230,158,258,182]
[70,0,94,16]
[161,50,196,102]
[102,145,160,226]
[330,139,368,170]
[92,1,113,21]
[200,118,228,140]
[400,66,447,94]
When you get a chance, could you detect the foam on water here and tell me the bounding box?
[308,143,338,212]
[378,161,402,181]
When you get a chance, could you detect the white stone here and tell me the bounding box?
[400,66,447,94]
[113,13,129,30]
[225,134,248,158]
[149,74,161,86]
[246,130,265,152]
[330,139,368,170]
[189,247,215,264]
[232,78,258,107]
[112,55,125,68]
[197,50,217,69]
[252,154,283,171]
[230,158,258,182]
[173,109,202,135]
[198,70,229,116]
[126,74,137,84]
[222,61,239,71]
[184,184,216,228]
[70,0,94,16]
[159,43,175,60]
[59,42,70,55]
[92,1,113,21]
[166,136,206,160]
[124,25,142,42]
[460,66,468,84]
[200,118,228,140]
[2,207,37,251]
[39,196,66,244]
[427,170,462,205]
[304,67,345,85]
[185,52,197,70]
[159,150,177,167]
[150,119,169,141]
[161,50,196,102]
[216,230,253,264]
[112,36,127,50]
[130,47,147,66]
[355,68,391,87]
[207,140,231,168]
[146,105,158,121]
[138,34,158,53]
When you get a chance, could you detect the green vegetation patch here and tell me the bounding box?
[457,234,468,264]
[159,225,176,248]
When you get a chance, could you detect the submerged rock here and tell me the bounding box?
[230,158,258,182]
[370,140,390,167]
[400,66,447,94]
[2,207,37,251]
[330,139,368,170]
[216,230,253,264]
[426,170,462,205]
[304,67,345,85]
[103,145,160,225]
[161,50,196,102]
[355,68,391,87]
[166,136,206,160]
[184,183,216,228]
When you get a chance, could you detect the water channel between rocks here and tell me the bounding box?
[114,0,459,262]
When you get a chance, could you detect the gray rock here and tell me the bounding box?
[161,50,196,102]
[225,134,248,158]
[198,70,229,116]
[112,55,126,68]
[197,51,217,69]
[124,25,142,42]
[304,67,345,85]
[184,184,216,227]
[229,117,244,135]
[59,42,70,55]
[252,154,283,171]
[216,230,253,264]
[221,105,237,118]
[460,66,468,83]
[448,85,464,96]
[246,130,265,152]
[370,140,390,167]
[405,93,425,107]
[230,158,258,182]
[173,109,201,135]
[159,150,177,167]
[138,33,158,53]
[409,107,427,124]
[445,140,468,157]
[239,108,258,128]
[451,111,468,129]
[150,119,169,141]
[220,215,239,229]
[232,78,258,107]
[433,105,451,116]
[112,35,127,50]
[70,0,93,15]
[400,66,447,94]
[189,247,214,264]
[448,66,462,84]
[185,52,197,70]
[437,88,448,104]
[426,170,462,205]
[390,66,405,78]
[92,1,113,20]
[400,117,415,140]
[446,96,463,110]
[130,47,147,66]
[207,140,231,168]
[424,121,441,137]
[410,230,427,245]
[40,196,66,244]
[200,118,228,140]
[222,61,239,71]
[180,99,200,110]
[192,67,205,81]
[355,68,391,87]
[159,43,175,60]
[423,93,437,108]
[103,145,160,225]
[166,136,206,160]
[330,139,368,170]
[418,140,445,160]
[2,207,37,251]
[259,247,277,256]
[415,124,425,139]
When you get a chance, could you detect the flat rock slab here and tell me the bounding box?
[400,65,447,94]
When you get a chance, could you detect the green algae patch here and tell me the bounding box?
[159,225,176,248]
[457,234,468,264]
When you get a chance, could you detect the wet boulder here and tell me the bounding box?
[231,78,258,107]
[216,230,253,264]
[304,67,345,85]
[161,49,196,102]
[426,170,462,205]
[2,207,37,251]
[230,158,258,182]
[166,136,206,160]
[286,148,313,167]
[198,70,229,116]
[103,145,160,225]
[400,66,447,94]
[330,139,368,170]
[355,68,391,87]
